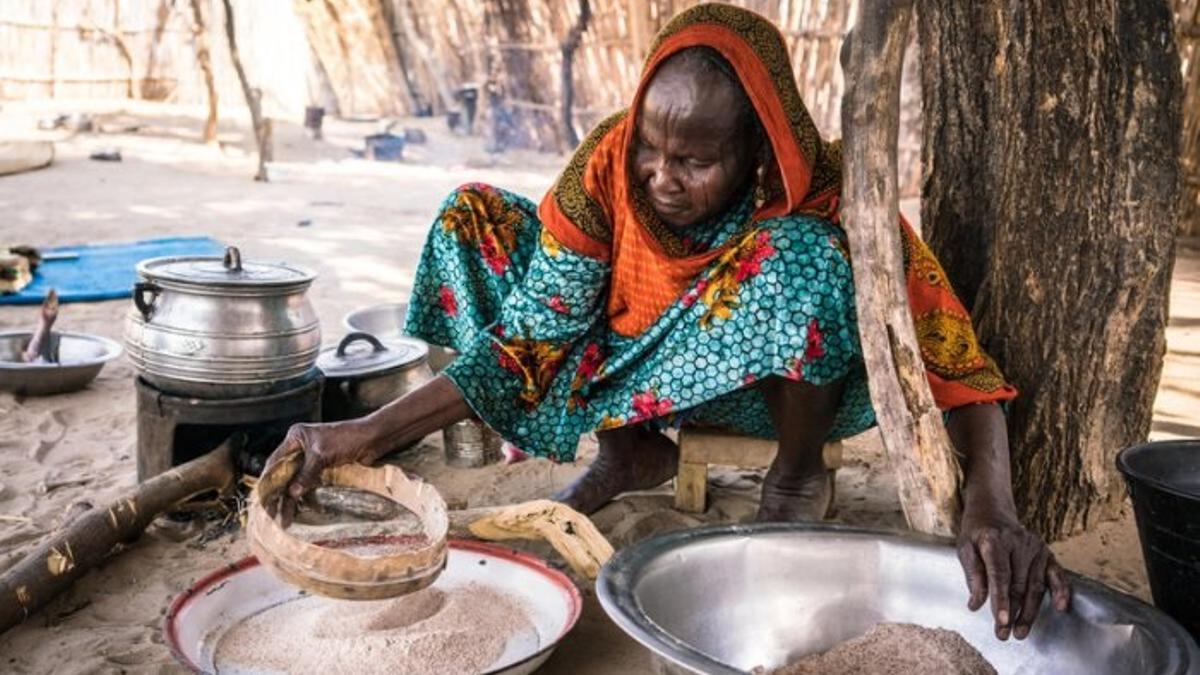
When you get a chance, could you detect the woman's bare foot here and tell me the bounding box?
[756,468,834,522]
[554,425,679,515]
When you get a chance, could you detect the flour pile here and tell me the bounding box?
[770,623,997,675]
[214,582,536,674]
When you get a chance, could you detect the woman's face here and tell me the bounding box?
[633,63,759,230]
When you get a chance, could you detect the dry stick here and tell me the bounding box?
[219,0,270,181]
[0,442,237,635]
[841,0,960,536]
[77,18,137,99]
[559,0,592,149]
[188,0,220,143]
[49,1,60,99]
[21,290,58,363]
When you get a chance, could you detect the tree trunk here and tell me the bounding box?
[1180,0,1200,236]
[559,0,591,150]
[918,0,1182,539]
[189,0,219,144]
[843,0,959,537]
[220,0,271,181]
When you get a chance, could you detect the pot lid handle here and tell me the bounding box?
[336,332,387,358]
[223,246,243,273]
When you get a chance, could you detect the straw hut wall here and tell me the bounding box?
[2,0,914,196]
[0,0,321,119]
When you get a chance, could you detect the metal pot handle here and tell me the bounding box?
[223,246,243,272]
[134,281,161,321]
[336,332,387,357]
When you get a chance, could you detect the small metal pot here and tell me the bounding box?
[317,332,433,423]
[124,246,320,398]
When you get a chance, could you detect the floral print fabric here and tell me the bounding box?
[405,184,876,462]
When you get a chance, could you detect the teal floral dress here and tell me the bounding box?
[404,183,876,462]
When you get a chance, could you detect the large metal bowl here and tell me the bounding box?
[0,330,123,396]
[343,302,408,338]
[598,523,1200,674]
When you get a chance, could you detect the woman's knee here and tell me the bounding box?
[761,375,845,419]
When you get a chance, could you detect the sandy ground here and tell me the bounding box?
[0,101,1196,674]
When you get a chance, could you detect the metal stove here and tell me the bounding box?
[135,372,322,482]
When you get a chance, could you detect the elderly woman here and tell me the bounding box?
[268,4,1069,641]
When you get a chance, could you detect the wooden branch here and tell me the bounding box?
[188,0,220,144]
[0,442,237,634]
[560,0,592,149]
[76,9,137,99]
[0,76,179,85]
[77,17,137,99]
[841,0,960,536]
[49,2,60,99]
[21,290,58,363]
[220,0,270,181]
[0,18,189,34]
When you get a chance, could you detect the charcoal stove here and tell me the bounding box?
[135,372,322,481]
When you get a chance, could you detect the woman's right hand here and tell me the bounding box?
[259,375,474,524]
[261,420,379,524]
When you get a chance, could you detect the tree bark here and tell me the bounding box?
[189,0,220,144]
[1179,0,1200,236]
[559,0,591,149]
[918,0,1182,538]
[843,0,959,537]
[220,0,271,181]
[0,443,236,634]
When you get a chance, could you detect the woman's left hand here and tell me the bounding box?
[956,506,1072,641]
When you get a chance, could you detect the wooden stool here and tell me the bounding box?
[674,428,843,513]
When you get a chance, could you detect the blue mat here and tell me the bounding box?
[1,236,226,305]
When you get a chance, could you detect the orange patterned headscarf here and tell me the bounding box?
[538,3,1016,409]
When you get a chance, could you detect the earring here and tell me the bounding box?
[753,163,768,208]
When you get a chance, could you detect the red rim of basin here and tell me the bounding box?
[164,537,584,674]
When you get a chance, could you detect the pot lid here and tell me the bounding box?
[317,332,429,378]
[137,246,315,287]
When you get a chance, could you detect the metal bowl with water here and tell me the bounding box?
[598,523,1200,674]
[0,330,123,395]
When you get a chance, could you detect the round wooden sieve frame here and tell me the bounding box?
[248,456,449,600]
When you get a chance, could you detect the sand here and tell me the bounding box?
[214,582,535,675]
[0,99,1195,674]
[768,623,996,675]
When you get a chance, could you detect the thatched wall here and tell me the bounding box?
[0,1,926,189]
[0,0,320,118]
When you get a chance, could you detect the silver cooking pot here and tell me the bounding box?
[124,246,320,398]
[316,332,434,423]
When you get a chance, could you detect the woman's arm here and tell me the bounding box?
[947,403,1071,641]
[265,228,610,517]
[262,375,470,522]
